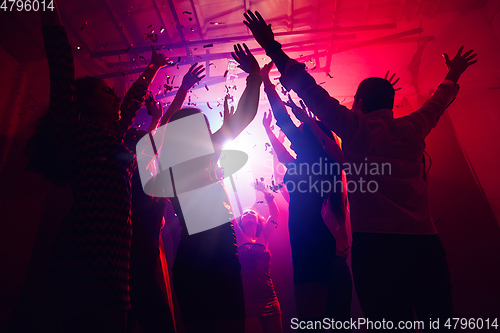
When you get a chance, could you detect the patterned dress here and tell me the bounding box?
[42,26,146,315]
[239,243,281,317]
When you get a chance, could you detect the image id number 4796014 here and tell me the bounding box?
[444,318,498,330]
[1,0,54,11]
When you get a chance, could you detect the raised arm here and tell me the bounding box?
[250,180,279,244]
[262,191,279,243]
[262,111,294,166]
[111,46,173,138]
[261,62,309,154]
[40,0,78,131]
[243,11,359,142]
[408,46,476,137]
[211,44,262,151]
[159,63,206,127]
[286,96,344,165]
[145,93,163,132]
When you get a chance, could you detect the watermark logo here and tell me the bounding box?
[136,112,253,235]
[275,157,392,196]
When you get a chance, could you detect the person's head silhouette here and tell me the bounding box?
[353,77,395,114]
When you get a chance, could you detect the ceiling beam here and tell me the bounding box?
[152,0,172,42]
[90,23,397,58]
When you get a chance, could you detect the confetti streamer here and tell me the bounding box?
[264,143,271,151]
[207,102,212,109]
[138,56,147,65]
[203,44,214,48]
[319,82,326,85]
[327,73,333,78]
[123,44,134,52]
[223,70,228,77]
[182,11,192,14]
[209,63,215,67]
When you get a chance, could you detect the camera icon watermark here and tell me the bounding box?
[135,112,254,235]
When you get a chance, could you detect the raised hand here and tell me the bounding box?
[260,61,274,85]
[181,63,206,88]
[231,43,260,75]
[223,94,235,125]
[252,179,267,192]
[384,71,402,91]
[262,111,273,131]
[443,46,477,83]
[145,92,162,118]
[285,95,314,124]
[150,45,172,68]
[243,10,275,50]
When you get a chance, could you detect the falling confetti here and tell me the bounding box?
[80,21,87,30]
[123,44,133,52]
[163,83,173,94]
[190,28,195,31]
[210,22,223,25]
[101,42,108,49]
[319,82,326,85]
[147,24,153,29]
[138,56,147,65]
[264,143,271,151]
[203,44,213,48]
[159,26,165,33]
[188,17,193,21]
[219,111,223,117]
[204,84,209,91]
[183,11,192,14]
[119,68,127,76]
[327,73,333,78]
[223,70,228,77]
[207,102,212,109]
